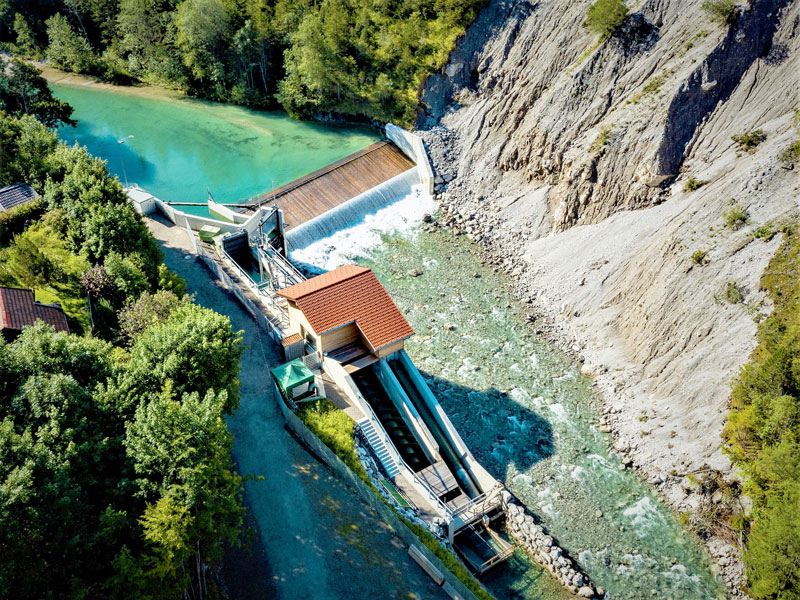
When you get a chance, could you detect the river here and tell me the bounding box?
[51,80,725,600]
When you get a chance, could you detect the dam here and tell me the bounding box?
[54,81,726,600]
[129,123,601,598]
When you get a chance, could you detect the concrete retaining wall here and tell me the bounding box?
[386,123,435,195]
[276,386,490,600]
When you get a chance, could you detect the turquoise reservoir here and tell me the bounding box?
[50,82,379,214]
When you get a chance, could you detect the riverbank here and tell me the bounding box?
[39,64,188,101]
[417,127,759,598]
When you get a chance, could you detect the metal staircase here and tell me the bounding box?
[357,419,400,478]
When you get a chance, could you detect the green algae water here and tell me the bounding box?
[52,82,725,600]
[50,83,378,215]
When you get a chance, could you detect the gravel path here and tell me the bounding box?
[147,214,448,600]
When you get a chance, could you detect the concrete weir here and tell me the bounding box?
[248,124,435,250]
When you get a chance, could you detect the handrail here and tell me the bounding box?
[217,247,288,330]
[323,358,454,520]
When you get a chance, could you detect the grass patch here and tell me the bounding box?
[779,140,800,163]
[571,38,604,71]
[589,124,614,155]
[722,224,800,597]
[296,398,368,481]
[631,70,670,104]
[754,222,777,241]
[294,399,495,600]
[684,177,710,192]
[732,130,766,153]
[724,281,743,304]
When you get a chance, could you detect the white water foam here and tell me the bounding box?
[623,496,670,537]
[289,183,436,271]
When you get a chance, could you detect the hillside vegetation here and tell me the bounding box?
[0,0,485,125]
[724,225,800,598]
[0,66,246,599]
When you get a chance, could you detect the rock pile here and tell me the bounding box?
[502,492,603,598]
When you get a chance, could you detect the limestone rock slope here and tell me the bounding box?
[417,0,800,595]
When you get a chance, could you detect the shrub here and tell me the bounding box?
[732,130,766,152]
[585,0,628,38]
[723,204,749,230]
[724,281,743,304]
[779,140,800,164]
[589,124,614,154]
[691,249,708,265]
[702,0,738,25]
[684,177,709,192]
[0,198,45,246]
[157,264,186,298]
[753,223,776,241]
[119,290,190,345]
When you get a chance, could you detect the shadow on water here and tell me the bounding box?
[59,129,157,186]
[419,372,578,600]
[421,372,554,480]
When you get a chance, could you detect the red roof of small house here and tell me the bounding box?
[276,265,414,351]
[0,287,70,333]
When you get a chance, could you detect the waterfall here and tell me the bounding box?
[286,168,420,252]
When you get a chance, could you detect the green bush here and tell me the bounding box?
[691,249,708,265]
[702,0,738,25]
[589,124,614,154]
[732,130,766,153]
[779,140,800,164]
[754,223,776,241]
[724,281,743,304]
[0,198,45,247]
[723,204,749,230]
[585,0,628,38]
[684,177,709,192]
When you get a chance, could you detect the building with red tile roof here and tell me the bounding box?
[0,286,70,341]
[277,265,413,360]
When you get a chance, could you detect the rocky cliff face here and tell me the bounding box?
[416,0,800,595]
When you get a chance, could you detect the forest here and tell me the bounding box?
[0,0,485,125]
[0,65,245,599]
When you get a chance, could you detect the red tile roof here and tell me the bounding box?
[277,265,413,351]
[0,287,70,334]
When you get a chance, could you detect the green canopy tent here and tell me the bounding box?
[270,358,318,401]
